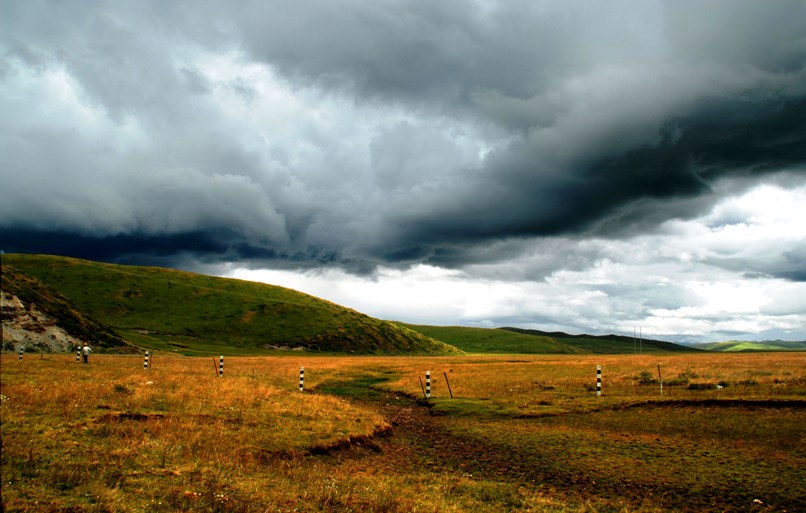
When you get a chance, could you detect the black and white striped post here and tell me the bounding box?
[299,367,305,392]
[425,370,431,399]
[218,355,224,378]
[143,351,150,370]
[18,346,24,361]
[76,349,81,363]
[596,365,602,397]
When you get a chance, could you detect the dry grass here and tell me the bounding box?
[1,355,388,512]
[2,352,804,512]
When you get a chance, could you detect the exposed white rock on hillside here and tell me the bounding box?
[1,291,82,352]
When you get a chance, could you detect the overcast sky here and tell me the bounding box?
[2,1,805,343]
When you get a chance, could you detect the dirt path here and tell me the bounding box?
[314,386,626,509]
[314,382,803,512]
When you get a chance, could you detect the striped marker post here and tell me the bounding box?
[425,370,431,399]
[18,346,24,361]
[143,351,150,370]
[218,355,224,378]
[76,349,81,363]
[299,367,305,392]
[596,365,602,397]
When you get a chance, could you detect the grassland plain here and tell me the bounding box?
[1,352,805,512]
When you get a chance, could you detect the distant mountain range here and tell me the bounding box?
[684,340,806,352]
[400,324,700,354]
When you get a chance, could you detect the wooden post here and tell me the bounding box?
[418,376,427,399]
[596,365,602,397]
[657,364,663,397]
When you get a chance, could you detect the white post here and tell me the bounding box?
[18,346,24,361]
[144,351,150,370]
[218,355,224,378]
[299,367,305,392]
[426,370,431,398]
[596,365,602,397]
[76,349,81,363]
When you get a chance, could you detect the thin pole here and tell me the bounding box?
[658,364,663,397]
[443,372,454,399]
[418,376,427,399]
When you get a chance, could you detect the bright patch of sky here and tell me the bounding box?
[228,183,806,342]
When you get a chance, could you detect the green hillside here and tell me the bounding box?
[400,324,697,354]
[501,327,699,354]
[2,254,461,356]
[398,324,586,354]
[696,340,806,352]
[2,264,130,351]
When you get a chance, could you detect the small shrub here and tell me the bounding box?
[637,371,658,385]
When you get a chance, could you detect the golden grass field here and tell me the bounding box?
[2,352,805,512]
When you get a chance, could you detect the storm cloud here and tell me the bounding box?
[2,1,805,341]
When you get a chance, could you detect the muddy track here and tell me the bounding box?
[315,383,803,512]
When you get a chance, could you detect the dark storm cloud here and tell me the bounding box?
[382,94,806,265]
[1,0,805,278]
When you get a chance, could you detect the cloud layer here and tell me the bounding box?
[2,1,805,340]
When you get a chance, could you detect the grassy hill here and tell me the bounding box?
[2,254,461,356]
[695,340,806,352]
[399,324,697,354]
[2,264,130,351]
